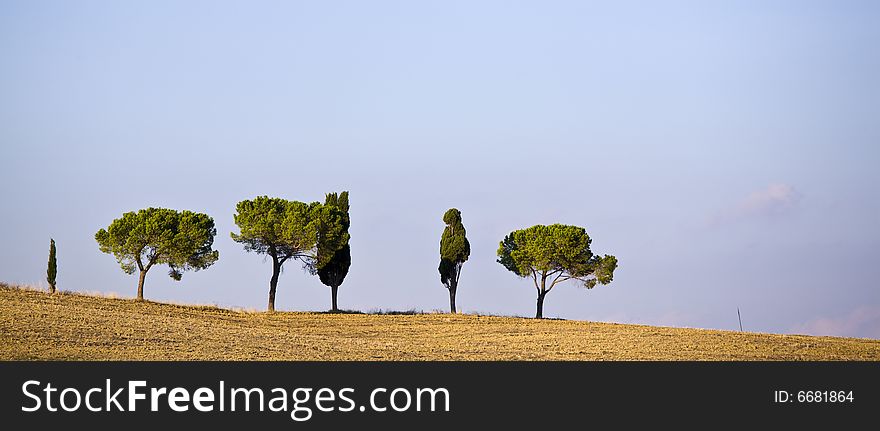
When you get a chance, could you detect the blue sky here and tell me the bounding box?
[1,1,878,338]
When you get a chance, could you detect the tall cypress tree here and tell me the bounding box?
[317,191,351,312]
[439,208,470,313]
[47,238,57,294]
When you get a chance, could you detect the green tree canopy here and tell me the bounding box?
[317,191,351,312]
[439,208,470,313]
[497,224,617,318]
[232,196,349,311]
[95,208,219,300]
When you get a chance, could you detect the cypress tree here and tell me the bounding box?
[439,208,470,313]
[47,238,57,294]
[317,191,351,312]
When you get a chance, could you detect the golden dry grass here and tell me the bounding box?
[1,284,878,360]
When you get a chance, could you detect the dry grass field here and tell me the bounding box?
[2,283,878,360]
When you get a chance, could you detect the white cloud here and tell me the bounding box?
[739,183,801,215]
[710,183,801,226]
[793,306,880,339]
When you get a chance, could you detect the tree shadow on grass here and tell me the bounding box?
[316,308,427,315]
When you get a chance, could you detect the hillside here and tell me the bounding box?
[1,284,878,360]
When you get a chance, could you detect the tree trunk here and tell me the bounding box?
[535,291,546,319]
[449,286,457,313]
[48,284,55,294]
[137,270,147,301]
[268,257,280,312]
[448,267,460,314]
[331,285,339,312]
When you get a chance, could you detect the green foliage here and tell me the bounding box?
[440,209,470,264]
[47,238,57,293]
[323,191,350,216]
[318,244,351,287]
[231,197,317,263]
[311,198,350,271]
[232,195,350,268]
[497,224,617,290]
[439,208,470,289]
[317,191,351,289]
[95,208,219,280]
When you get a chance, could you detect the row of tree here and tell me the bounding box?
[93,192,351,312]
[90,192,618,318]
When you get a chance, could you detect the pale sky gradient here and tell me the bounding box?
[1,1,878,338]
